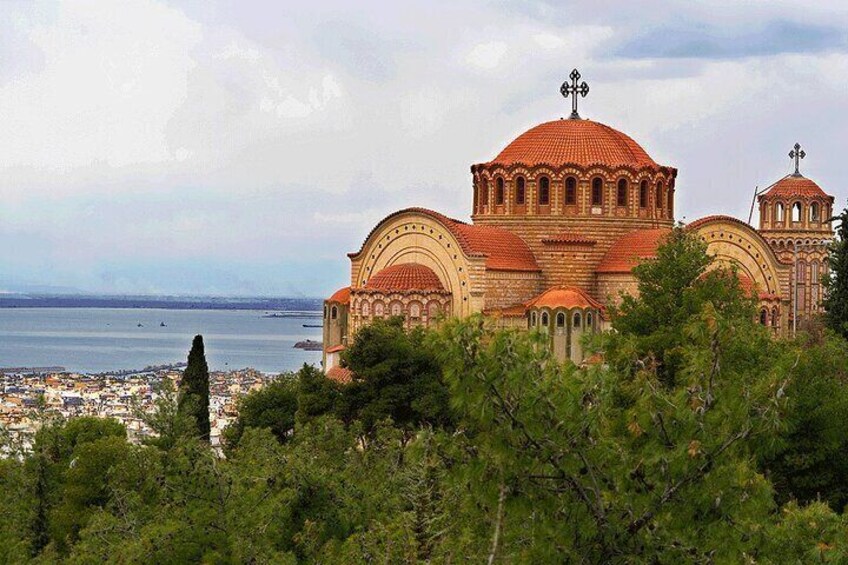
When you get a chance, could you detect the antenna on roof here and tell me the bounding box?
[747,185,766,225]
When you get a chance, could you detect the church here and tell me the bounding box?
[323,70,835,373]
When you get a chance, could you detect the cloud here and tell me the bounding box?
[466,41,509,69]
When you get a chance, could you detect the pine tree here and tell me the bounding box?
[825,204,848,339]
[178,335,211,441]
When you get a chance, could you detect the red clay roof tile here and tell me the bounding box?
[327,287,351,304]
[759,174,831,200]
[484,119,659,170]
[596,228,671,274]
[526,286,605,311]
[326,366,353,384]
[365,263,446,292]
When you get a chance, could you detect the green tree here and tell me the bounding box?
[825,203,848,339]
[610,225,756,385]
[178,334,211,441]
[224,374,299,449]
[340,317,453,437]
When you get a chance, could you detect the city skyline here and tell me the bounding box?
[2,0,847,297]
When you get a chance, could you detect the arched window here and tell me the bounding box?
[655,181,664,208]
[480,179,488,208]
[572,312,582,329]
[409,302,421,319]
[617,179,628,207]
[556,312,565,327]
[759,309,768,326]
[515,176,526,205]
[812,261,820,284]
[775,202,785,222]
[538,176,550,205]
[541,312,549,326]
[374,302,385,318]
[586,312,593,328]
[797,261,807,282]
[639,180,648,208]
[771,307,779,328]
[324,305,328,319]
[391,302,402,317]
[565,177,577,205]
[428,302,440,318]
[530,311,537,326]
[591,178,603,206]
[361,302,370,317]
[667,189,673,212]
[331,305,338,320]
[810,202,820,221]
[495,177,504,205]
[792,202,802,223]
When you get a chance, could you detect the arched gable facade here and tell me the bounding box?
[688,215,792,335]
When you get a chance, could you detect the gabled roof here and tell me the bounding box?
[349,208,540,272]
[596,228,671,274]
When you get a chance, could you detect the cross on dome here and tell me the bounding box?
[789,142,806,176]
[560,69,589,120]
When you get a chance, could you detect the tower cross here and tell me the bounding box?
[789,142,806,176]
[560,69,589,120]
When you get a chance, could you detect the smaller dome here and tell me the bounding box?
[526,286,604,311]
[597,228,670,274]
[327,286,351,304]
[761,174,830,199]
[365,263,446,292]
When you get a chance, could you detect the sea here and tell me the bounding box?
[0,306,324,374]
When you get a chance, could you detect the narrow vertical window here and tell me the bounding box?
[572,312,582,328]
[759,309,768,326]
[515,176,525,205]
[792,202,802,222]
[480,179,488,208]
[810,202,820,221]
[656,181,664,208]
[565,177,577,205]
[639,181,648,208]
[495,177,504,205]
[617,179,628,207]
[591,178,603,206]
[539,176,550,205]
[775,202,785,222]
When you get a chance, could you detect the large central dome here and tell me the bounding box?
[487,119,658,170]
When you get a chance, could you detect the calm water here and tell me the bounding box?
[0,308,323,373]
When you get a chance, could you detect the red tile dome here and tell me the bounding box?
[486,119,658,169]
[365,263,446,292]
[760,174,830,200]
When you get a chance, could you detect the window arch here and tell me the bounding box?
[565,177,577,205]
[409,302,421,319]
[586,312,593,328]
[810,202,820,222]
[540,312,549,326]
[361,301,370,317]
[639,180,648,208]
[495,177,504,205]
[792,202,802,222]
[331,305,338,320]
[591,177,603,206]
[530,311,537,327]
[538,176,550,206]
[572,312,582,329]
[771,307,779,328]
[556,312,565,327]
[374,302,385,317]
[775,202,785,222]
[655,181,664,208]
[797,261,807,282]
[812,260,820,284]
[427,302,440,319]
[759,308,768,326]
[515,176,526,205]
[390,302,402,317]
[617,179,628,207]
[480,179,489,209]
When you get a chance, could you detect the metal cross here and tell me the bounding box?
[560,69,589,120]
[789,142,806,176]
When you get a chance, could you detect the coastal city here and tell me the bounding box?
[0,365,282,453]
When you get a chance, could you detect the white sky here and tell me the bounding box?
[1,0,847,296]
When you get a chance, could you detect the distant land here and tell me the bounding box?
[0,294,323,311]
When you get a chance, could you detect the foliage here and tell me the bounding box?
[340,317,454,435]
[177,334,211,441]
[224,374,299,448]
[825,203,848,339]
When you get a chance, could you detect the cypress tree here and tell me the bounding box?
[177,335,211,441]
[824,204,848,339]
